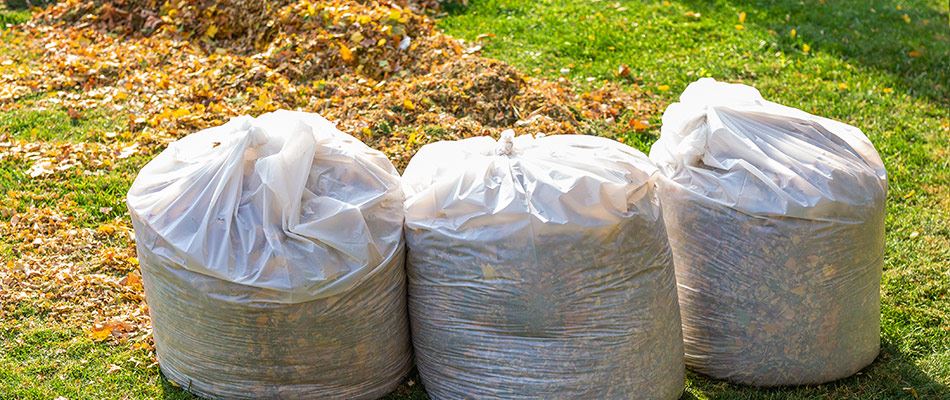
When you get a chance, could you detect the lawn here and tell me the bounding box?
[1,0,948,399]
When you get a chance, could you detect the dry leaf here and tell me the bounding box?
[339,43,354,63]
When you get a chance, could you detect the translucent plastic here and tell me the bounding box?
[128,110,411,399]
[651,78,887,386]
[403,132,685,400]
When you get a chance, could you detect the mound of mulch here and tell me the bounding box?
[0,0,657,344]
[13,1,657,164]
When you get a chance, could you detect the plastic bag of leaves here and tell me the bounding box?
[650,78,887,386]
[403,131,685,400]
[127,110,411,399]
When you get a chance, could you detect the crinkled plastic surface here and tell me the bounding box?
[650,78,887,386]
[403,132,685,400]
[127,110,411,399]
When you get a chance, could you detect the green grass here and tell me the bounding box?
[1,0,948,399]
[0,106,127,142]
[0,318,192,400]
[0,7,30,26]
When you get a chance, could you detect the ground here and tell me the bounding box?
[0,0,947,399]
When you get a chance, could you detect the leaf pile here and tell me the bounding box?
[0,0,656,347]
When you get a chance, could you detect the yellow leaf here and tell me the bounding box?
[127,257,139,266]
[389,9,402,22]
[882,87,894,94]
[97,224,117,236]
[339,43,354,63]
[132,341,151,351]
[790,28,797,38]
[481,264,497,280]
[403,99,415,110]
[738,11,747,23]
[735,24,744,30]
[802,43,811,54]
[89,325,113,342]
[204,24,218,39]
[838,83,848,90]
[902,14,911,24]
[658,84,670,92]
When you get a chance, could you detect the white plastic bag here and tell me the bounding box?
[127,110,411,399]
[403,132,684,400]
[651,78,887,386]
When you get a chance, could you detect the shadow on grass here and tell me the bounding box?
[155,342,946,400]
[681,0,949,107]
[3,0,56,9]
[683,342,948,399]
[159,367,430,400]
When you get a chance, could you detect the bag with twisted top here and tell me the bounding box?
[403,130,685,400]
[127,110,411,399]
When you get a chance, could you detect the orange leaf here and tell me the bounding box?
[339,43,354,63]
[629,118,650,131]
[120,272,143,290]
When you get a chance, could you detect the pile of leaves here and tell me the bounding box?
[0,0,656,348]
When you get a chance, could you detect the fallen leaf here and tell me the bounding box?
[658,84,670,92]
[118,143,139,159]
[616,64,630,77]
[908,49,922,58]
[738,11,747,23]
[132,341,152,351]
[629,118,650,131]
[339,43,354,62]
[97,224,117,236]
[89,324,114,341]
[120,272,143,290]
